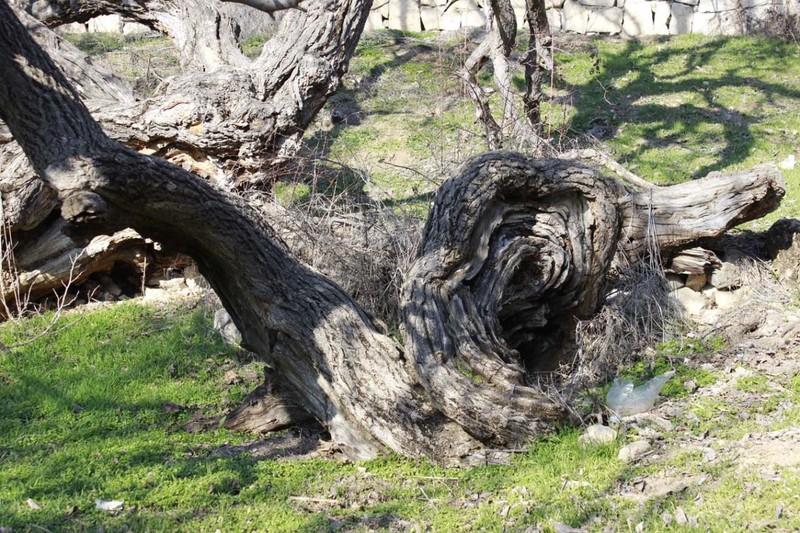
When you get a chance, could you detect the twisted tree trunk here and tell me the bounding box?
[0,0,786,463]
[1,0,370,307]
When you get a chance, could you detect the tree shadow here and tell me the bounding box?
[556,36,800,180]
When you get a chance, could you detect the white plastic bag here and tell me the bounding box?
[607,371,675,417]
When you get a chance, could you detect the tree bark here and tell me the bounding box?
[1,0,371,306]
[522,0,552,128]
[0,0,786,463]
[460,0,546,150]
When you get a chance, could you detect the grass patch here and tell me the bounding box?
[0,303,630,532]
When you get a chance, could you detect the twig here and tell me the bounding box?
[288,496,338,505]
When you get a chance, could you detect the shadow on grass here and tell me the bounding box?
[558,35,800,181]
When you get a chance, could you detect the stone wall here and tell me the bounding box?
[56,0,798,38]
[365,0,799,36]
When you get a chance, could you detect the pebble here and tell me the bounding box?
[618,440,652,463]
[579,424,617,446]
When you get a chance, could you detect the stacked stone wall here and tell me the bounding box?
[54,0,799,37]
[365,0,799,36]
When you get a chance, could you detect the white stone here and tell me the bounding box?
[714,288,742,310]
[697,0,739,12]
[563,0,590,32]
[546,0,566,7]
[548,7,564,30]
[779,154,797,169]
[388,0,422,31]
[512,0,528,25]
[439,11,462,30]
[122,22,149,36]
[618,440,652,462]
[587,6,623,32]
[87,14,122,33]
[580,0,616,7]
[692,11,738,34]
[460,2,487,27]
[214,308,242,346]
[671,286,707,315]
[375,0,390,18]
[669,2,694,34]
[159,277,188,291]
[579,424,618,446]
[653,1,672,34]
[673,0,699,5]
[143,287,169,301]
[698,308,722,325]
[622,0,656,35]
[420,6,440,30]
[57,22,88,34]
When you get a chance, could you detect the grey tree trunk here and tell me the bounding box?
[460,0,549,151]
[0,0,786,463]
[1,0,371,307]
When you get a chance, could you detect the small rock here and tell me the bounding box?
[618,440,651,463]
[159,277,188,291]
[26,498,41,510]
[213,308,242,346]
[95,500,124,512]
[685,273,708,292]
[697,309,721,325]
[675,507,689,525]
[579,424,617,446]
[684,380,698,393]
[714,289,741,310]
[778,154,796,169]
[702,447,717,462]
[671,287,707,315]
[710,262,741,290]
[685,412,701,426]
[662,511,673,526]
[143,287,168,301]
[553,523,582,533]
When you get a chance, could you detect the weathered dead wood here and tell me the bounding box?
[223,371,316,433]
[0,0,787,463]
[618,165,785,260]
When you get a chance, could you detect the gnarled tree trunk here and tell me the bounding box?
[1,0,371,308]
[0,1,786,463]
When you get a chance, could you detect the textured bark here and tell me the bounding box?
[0,0,787,463]
[223,371,316,433]
[460,0,544,150]
[522,0,552,128]
[1,0,371,306]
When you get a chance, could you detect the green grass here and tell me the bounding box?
[0,303,632,531]
[305,31,800,225]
